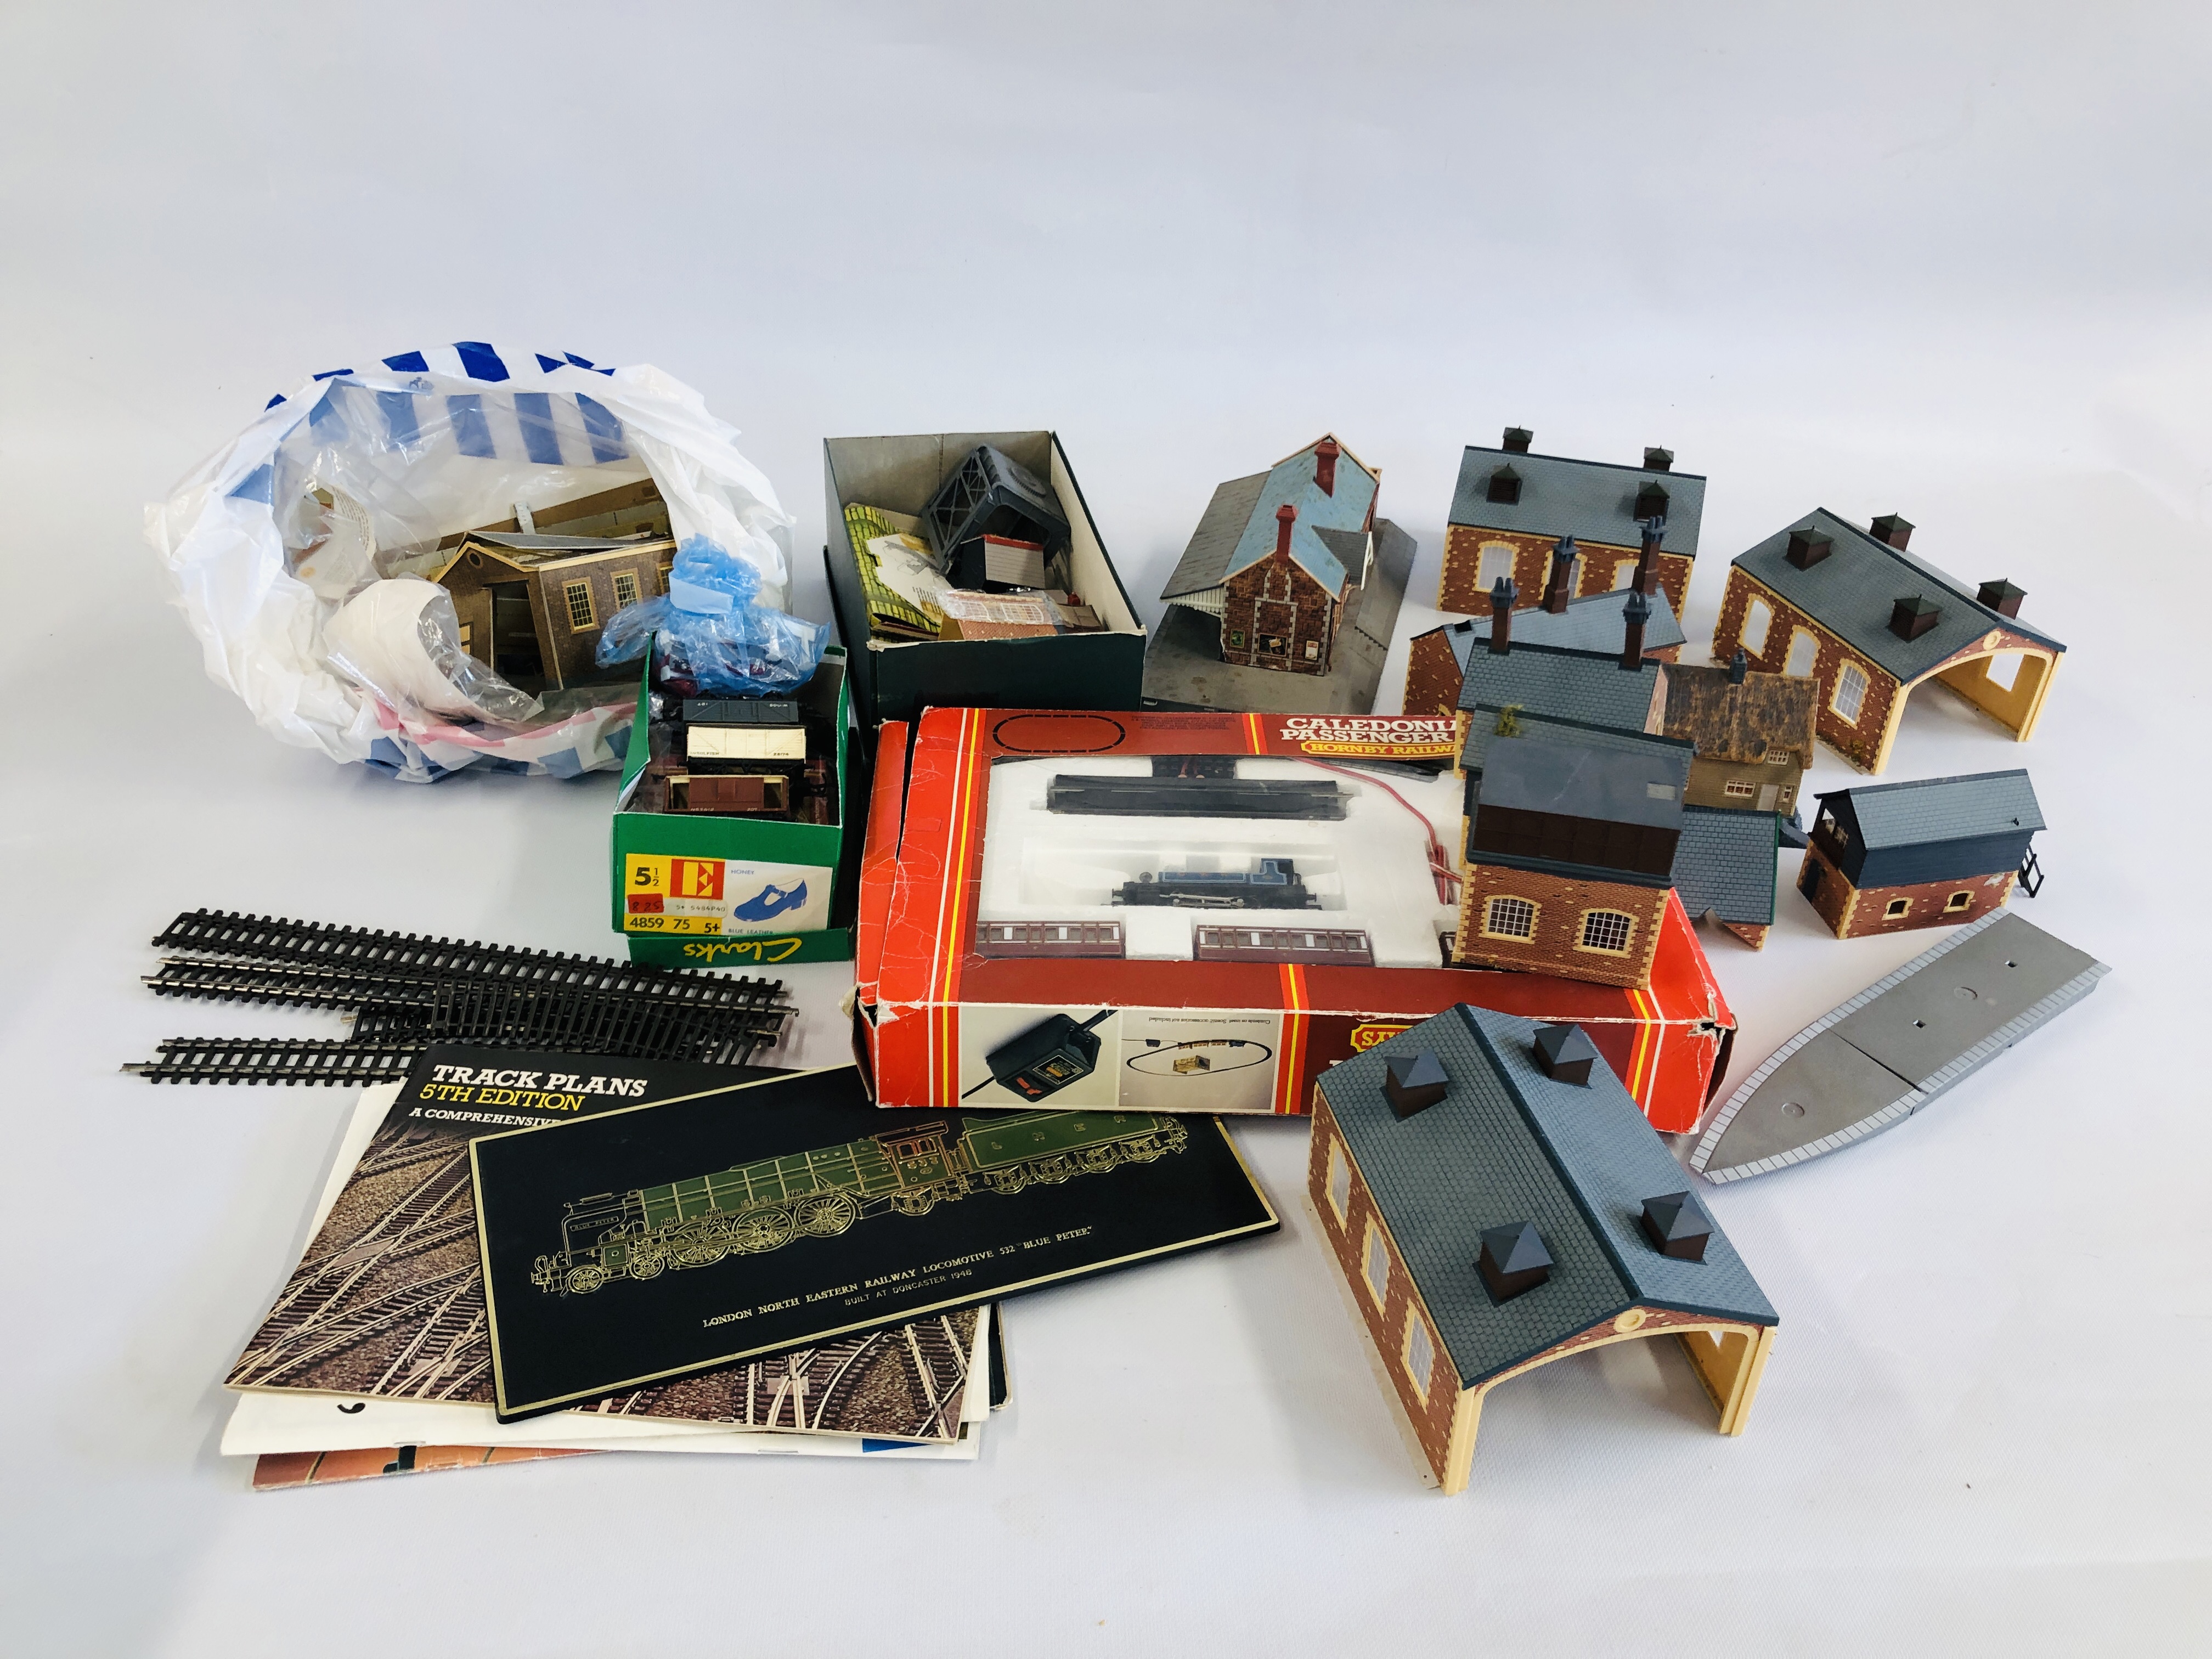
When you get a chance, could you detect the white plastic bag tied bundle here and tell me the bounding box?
[145,342,798,782]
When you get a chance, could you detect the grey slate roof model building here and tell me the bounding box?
[1453,732,1692,990]
[1403,586,1686,718]
[1691,911,2108,1182]
[1437,428,1706,618]
[1712,509,2066,773]
[1309,1003,1778,1494]
[1798,769,2046,940]
[1672,805,1781,950]
[1143,435,1416,714]
[1455,639,1669,738]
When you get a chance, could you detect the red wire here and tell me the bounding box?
[1300,761,1462,904]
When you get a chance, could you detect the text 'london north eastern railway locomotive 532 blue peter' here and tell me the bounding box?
[531,1110,1189,1295]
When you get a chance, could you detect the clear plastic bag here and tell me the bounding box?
[144,342,803,782]
[596,538,830,696]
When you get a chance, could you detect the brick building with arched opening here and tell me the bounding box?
[1711,510,2065,774]
[1308,1003,1778,1495]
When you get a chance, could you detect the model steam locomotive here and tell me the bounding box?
[531,1109,1188,1295]
[1113,857,1317,910]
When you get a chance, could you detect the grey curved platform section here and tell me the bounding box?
[1690,911,2107,1182]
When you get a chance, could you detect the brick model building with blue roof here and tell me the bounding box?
[1308,1003,1778,1494]
[1143,434,1416,713]
[1712,510,2066,773]
[1799,768,2046,939]
[1437,426,1705,617]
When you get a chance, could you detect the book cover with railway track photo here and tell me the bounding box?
[471,1063,1279,1420]
[228,1048,989,1444]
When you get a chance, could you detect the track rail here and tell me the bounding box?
[122,1038,428,1086]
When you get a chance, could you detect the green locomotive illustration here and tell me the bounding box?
[531,1110,1190,1295]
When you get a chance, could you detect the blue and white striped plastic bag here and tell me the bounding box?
[144,343,798,783]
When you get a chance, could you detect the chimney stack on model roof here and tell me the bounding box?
[1728,648,1748,686]
[1620,590,1651,669]
[1488,578,1517,654]
[1273,503,1296,561]
[1977,578,2026,618]
[1541,537,1578,614]
[1786,528,1832,569]
[1634,516,1663,596]
[1870,513,1914,549]
[1501,426,1533,454]
[1313,437,1339,496]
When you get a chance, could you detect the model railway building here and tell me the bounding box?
[428,531,672,692]
[1798,769,2046,939]
[1454,735,1691,989]
[1308,1004,1777,1495]
[1404,566,1687,720]
[1711,510,2066,773]
[1437,429,1704,617]
[1145,435,1417,713]
[1661,652,1819,817]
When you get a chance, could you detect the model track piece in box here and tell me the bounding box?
[856,708,1737,1130]
[1311,1004,1776,1494]
[1690,911,2107,1182]
[1143,435,1417,716]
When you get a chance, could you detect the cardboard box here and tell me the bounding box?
[852,708,1736,1131]
[822,432,1148,730]
[611,647,862,968]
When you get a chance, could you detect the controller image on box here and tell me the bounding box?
[969,1009,1115,1102]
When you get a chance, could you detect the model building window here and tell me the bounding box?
[1724,780,1756,799]
[1833,662,1870,724]
[1481,896,1537,939]
[1304,639,1321,661]
[1945,890,1974,912]
[1611,561,1634,591]
[611,570,641,610]
[1362,1222,1391,1306]
[458,622,473,653]
[1327,1139,1352,1222]
[1784,628,1818,678]
[1767,749,1792,765]
[1884,898,1912,919]
[563,580,596,631]
[1402,1310,1438,1402]
[1259,634,1288,657]
[1741,596,1773,654]
[1578,910,1635,956]
[1477,543,1518,591]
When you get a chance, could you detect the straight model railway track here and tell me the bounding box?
[124,910,796,1084]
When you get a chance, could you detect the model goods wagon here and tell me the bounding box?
[534,1110,1188,1294]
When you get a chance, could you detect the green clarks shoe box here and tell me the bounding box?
[611,646,864,968]
[822,430,1148,734]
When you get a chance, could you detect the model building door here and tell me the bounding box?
[1757,783,1779,811]
[489,582,545,687]
[1255,601,1295,667]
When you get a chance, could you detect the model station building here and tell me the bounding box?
[1144,435,1415,714]
[1308,1003,1778,1495]
[1437,428,1704,618]
[1711,510,2065,774]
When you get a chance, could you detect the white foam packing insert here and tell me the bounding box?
[975,756,1463,968]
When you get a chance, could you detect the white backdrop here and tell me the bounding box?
[2,4,2207,1654]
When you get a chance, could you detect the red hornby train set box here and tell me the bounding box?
[853,709,1735,1131]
